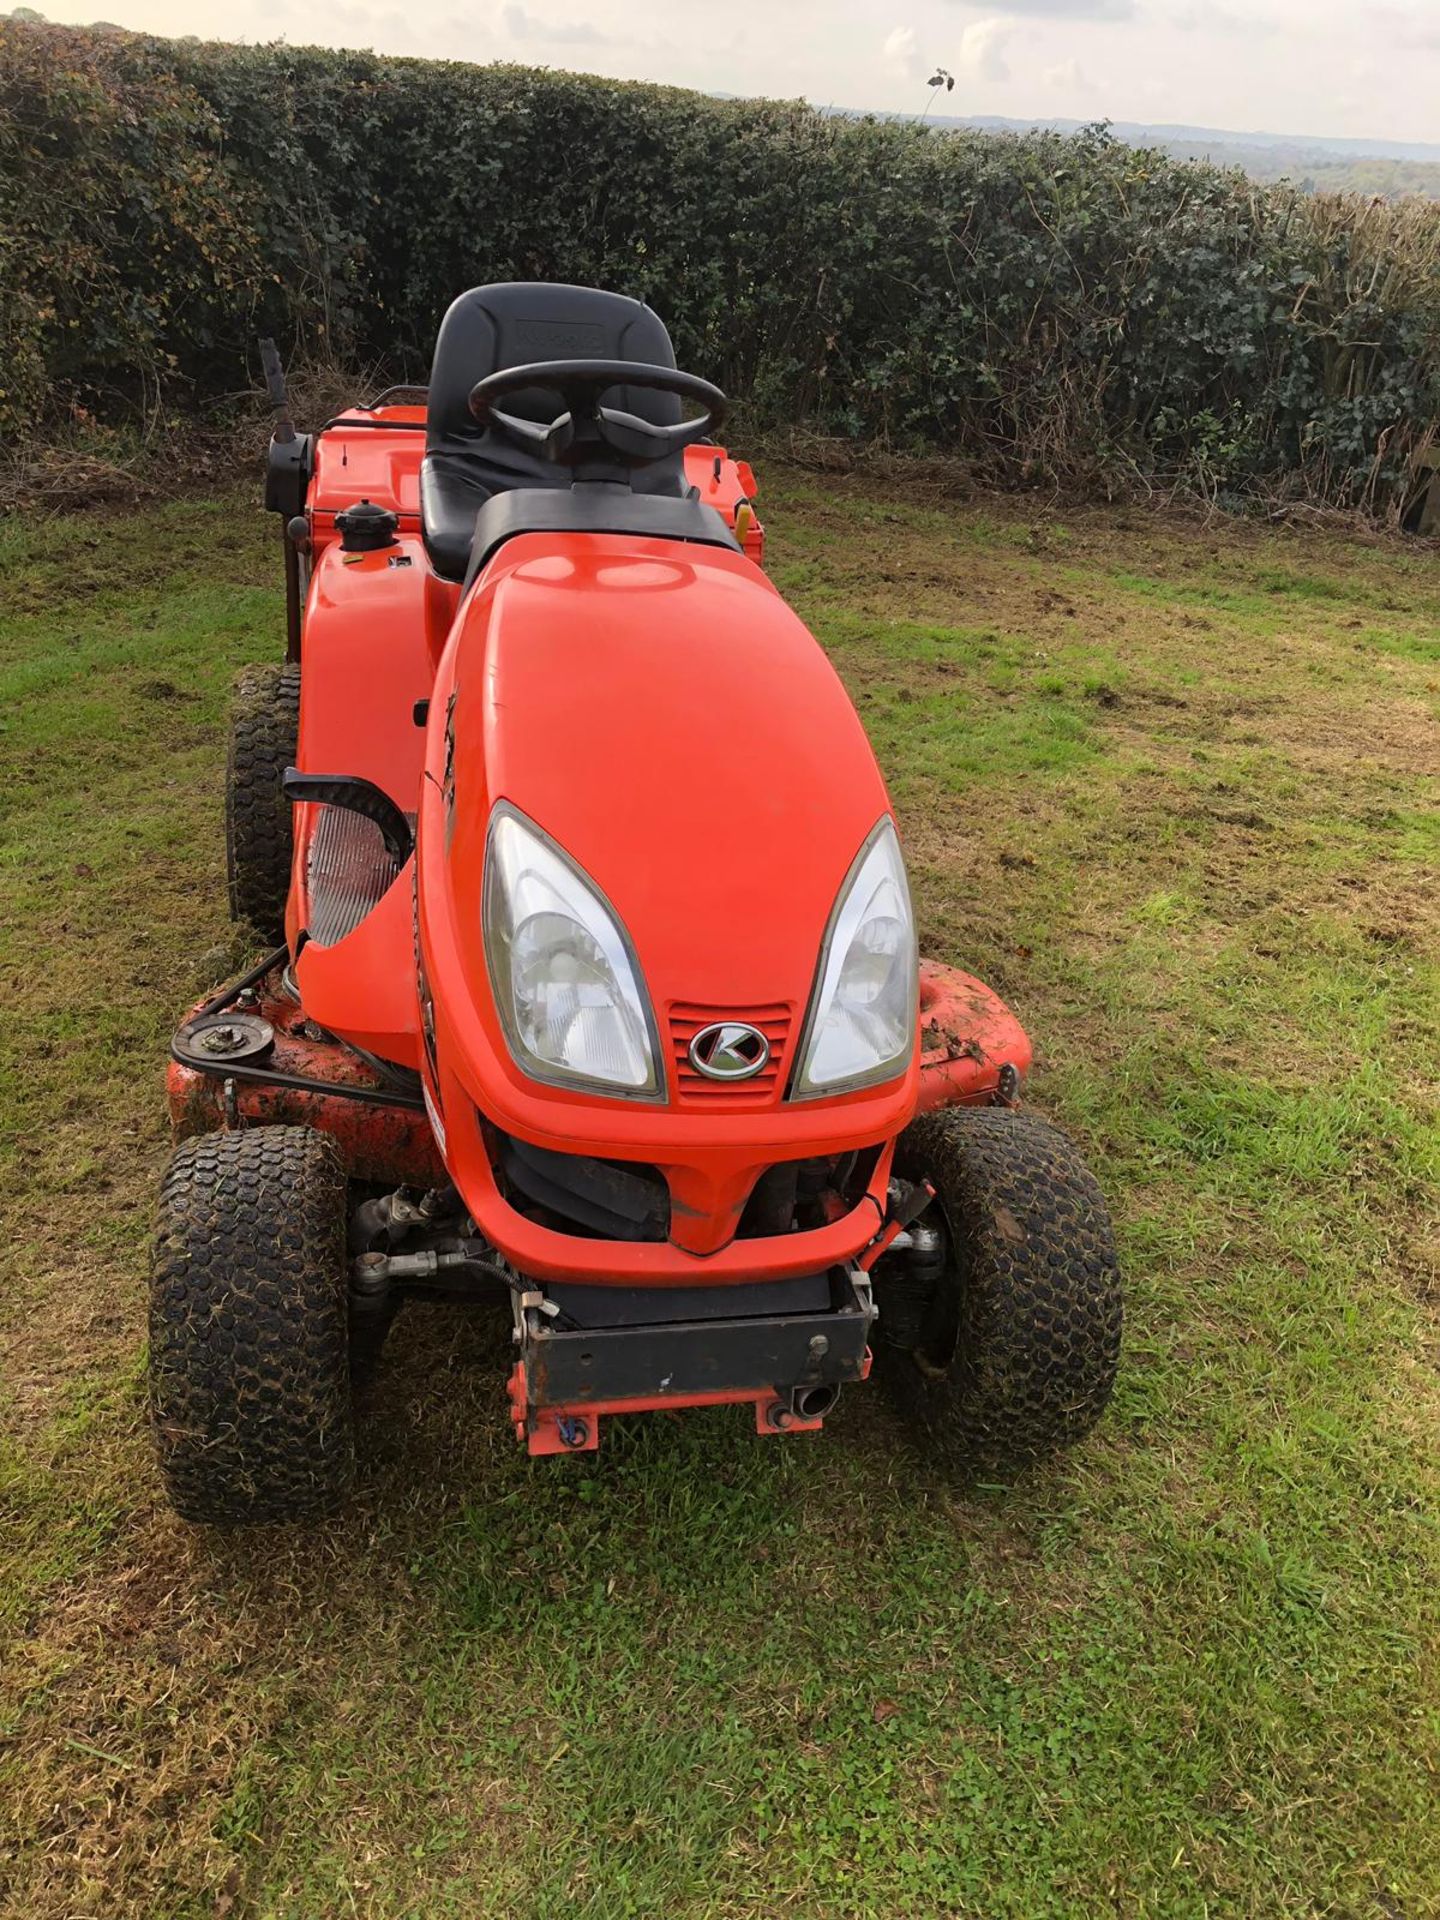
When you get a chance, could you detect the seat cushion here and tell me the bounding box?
[422,282,689,582]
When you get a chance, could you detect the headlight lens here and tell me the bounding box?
[793,817,917,1098]
[483,804,661,1097]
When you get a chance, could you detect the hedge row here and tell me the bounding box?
[4,17,1440,509]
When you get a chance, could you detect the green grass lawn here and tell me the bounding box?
[1,472,1437,1919]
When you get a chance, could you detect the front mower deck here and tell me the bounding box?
[168,949,444,1190]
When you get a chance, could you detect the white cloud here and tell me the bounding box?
[25,0,1440,146]
[498,1,613,46]
[1042,56,1085,90]
[972,0,1132,15]
[1374,4,1440,51]
[1166,0,1264,31]
[958,16,1011,82]
[883,24,927,82]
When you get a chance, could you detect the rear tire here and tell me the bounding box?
[878,1107,1122,1466]
[149,1125,354,1525]
[226,662,299,944]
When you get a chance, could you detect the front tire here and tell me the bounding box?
[149,1125,354,1524]
[878,1107,1122,1466]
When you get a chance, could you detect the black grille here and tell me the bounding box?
[499,1134,669,1242]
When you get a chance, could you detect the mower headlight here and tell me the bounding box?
[483,804,661,1098]
[793,817,917,1098]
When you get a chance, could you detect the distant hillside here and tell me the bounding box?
[923,115,1440,200]
[953,117,1440,165]
[1165,146,1440,200]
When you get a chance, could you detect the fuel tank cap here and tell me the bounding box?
[336,498,399,552]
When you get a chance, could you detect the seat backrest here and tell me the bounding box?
[426,282,682,457]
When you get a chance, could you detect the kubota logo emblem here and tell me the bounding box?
[688,1022,770,1081]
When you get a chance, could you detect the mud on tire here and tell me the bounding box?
[880,1107,1122,1466]
[226,662,299,944]
[149,1125,354,1525]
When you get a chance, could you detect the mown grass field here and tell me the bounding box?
[1,470,1438,1919]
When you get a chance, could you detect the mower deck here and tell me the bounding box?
[168,950,445,1189]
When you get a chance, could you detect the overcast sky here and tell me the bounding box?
[29,0,1440,145]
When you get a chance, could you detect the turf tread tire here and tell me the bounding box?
[149,1125,354,1525]
[226,662,299,943]
[887,1107,1122,1466]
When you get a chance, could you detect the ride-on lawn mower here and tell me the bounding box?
[153,283,1122,1524]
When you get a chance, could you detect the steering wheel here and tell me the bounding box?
[467,359,728,472]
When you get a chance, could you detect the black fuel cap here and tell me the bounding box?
[336,497,399,551]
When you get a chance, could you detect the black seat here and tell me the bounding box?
[464,489,738,590]
[421,282,688,582]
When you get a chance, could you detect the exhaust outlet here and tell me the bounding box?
[790,1382,840,1422]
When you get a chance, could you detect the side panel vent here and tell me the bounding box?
[304,804,411,947]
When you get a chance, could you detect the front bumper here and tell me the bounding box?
[508,1264,877,1454]
[445,1089,897,1283]
[433,958,1030,1284]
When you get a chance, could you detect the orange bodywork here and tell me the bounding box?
[173,402,1032,1448]
[413,528,917,1277]
[264,408,1031,1287]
